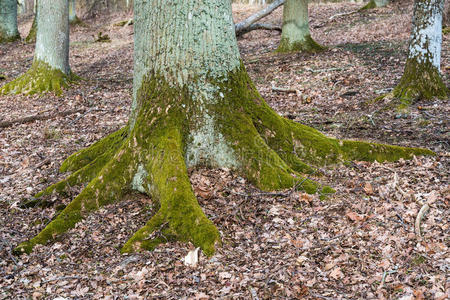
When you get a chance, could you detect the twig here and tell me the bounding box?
[415,203,430,237]
[41,275,83,284]
[68,106,95,125]
[329,10,359,20]
[235,0,284,35]
[0,109,84,128]
[36,158,51,169]
[236,23,282,37]
[379,267,398,288]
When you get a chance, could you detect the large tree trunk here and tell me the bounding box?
[14,0,434,256]
[393,0,447,105]
[0,0,20,43]
[1,0,75,95]
[276,0,324,52]
[25,11,37,43]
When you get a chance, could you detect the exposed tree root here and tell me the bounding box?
[15,66,435,256]
[0,61,77,95]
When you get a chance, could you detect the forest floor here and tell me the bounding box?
[0,1,448,299]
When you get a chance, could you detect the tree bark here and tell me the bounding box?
[1,0,76,95]
[0,0,20,43]
[14,0,434,256]
[360,0,389,10]
[276,0,324,52]
[393,0,447,105]
[69,0,81,25]
[235,0,284,35]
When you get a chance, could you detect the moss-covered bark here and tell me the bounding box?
[393,58,448,108]
[15,64,434,256]
[276,0,325,53]
[0,61,76,95]
[360,0,389,10]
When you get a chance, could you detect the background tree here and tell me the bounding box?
[393,0,447,106]
[276,0,324,52]
[360,0,389,10]
[15,0,433,256]
[25,6,37,44]
[69,0,82,25]
[1,0,75,95]
[0,0,20,43]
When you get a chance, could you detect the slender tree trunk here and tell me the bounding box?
[360,0,389,10]
[393,0,447,105]
[276,0,324,52]
[69,0,81,25]
[25,0,38,43]
[1,0,75,95]
[0,0,20,43]
[14,0,434,256]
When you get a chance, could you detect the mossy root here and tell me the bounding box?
[121,127,220,256]
[14,142,135,255]
[0,61,76,95]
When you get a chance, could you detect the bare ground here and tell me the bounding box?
[0,2,448,299]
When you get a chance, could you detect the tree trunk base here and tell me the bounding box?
[0,61,76,95]
[14,65,435,256]
[393,58,448,109]
[276,35,326,53]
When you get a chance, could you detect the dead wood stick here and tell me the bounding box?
[235,0,284,36]
[0,108,84,129]
[329,10,359,20]
[271,86,298,93]
[415,203,430,237]
[236,23,282,37]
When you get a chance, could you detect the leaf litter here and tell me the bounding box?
[0,2,448,299]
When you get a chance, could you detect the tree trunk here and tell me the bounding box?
[14,0,434,256]
[25,11,37,43]
[69,0,82,25]
[0,0,20,43]
[393,0,447,106]
[1,0,75,95]
[276,0,324,52]
[360,0,389,10]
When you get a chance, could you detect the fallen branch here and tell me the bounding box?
[271,86,298,93]
[236,23,282,37]
[329,10,359,21]
[0,108,84,128]
[235,0,284,36]
[415,203,430,237]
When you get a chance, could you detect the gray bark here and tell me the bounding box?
[0,0,20,42]
[280,0,310,44]
[132,0,242,168]
[35,0,70,74]
[407,0,444,71]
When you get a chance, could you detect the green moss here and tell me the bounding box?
[276,35,326,53]
[0,60,77,95]
[0,33,20,43]
[60,126,129,173]
[393,58,448,107]
[359,0,376,10]
[442,27,450,35]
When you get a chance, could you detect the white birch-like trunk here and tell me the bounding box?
[393,0,447,101]
[0,0,20,42]
[35,0,70,74]
[133,0,241,168]
[408,0,443,71]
